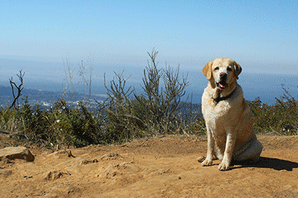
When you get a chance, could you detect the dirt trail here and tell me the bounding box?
[1,135,298,198]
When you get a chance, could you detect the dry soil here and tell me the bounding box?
[1,135,298,197]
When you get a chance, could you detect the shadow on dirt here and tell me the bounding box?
[233,157,298,171]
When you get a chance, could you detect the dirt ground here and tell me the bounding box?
[1,135,298,198]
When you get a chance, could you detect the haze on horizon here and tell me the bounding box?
[0,0,297,97]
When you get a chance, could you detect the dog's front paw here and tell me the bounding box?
[218,161,230,171]
[201,159,213,166]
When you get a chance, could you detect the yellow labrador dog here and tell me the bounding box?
[199,58,263,171]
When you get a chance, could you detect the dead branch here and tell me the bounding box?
[9,70,25,109]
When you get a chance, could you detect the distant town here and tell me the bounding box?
[0,85,108,110]
[0,85,202,120]
[0,84,201,115]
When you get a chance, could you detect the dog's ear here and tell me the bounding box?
[234,62,242,79]
[202,60,214,80]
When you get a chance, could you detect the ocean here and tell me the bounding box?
[185,72,297,105]
[1,67,296,106]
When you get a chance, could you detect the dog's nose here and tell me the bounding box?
[220,72,227,78]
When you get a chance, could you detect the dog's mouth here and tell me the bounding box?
[216,81,228,89]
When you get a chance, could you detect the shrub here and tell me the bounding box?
[103,49,190,142]
[51,99,104,147]
[248,85,298,135]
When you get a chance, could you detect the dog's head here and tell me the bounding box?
[202,58,242,90]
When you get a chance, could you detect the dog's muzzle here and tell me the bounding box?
[217,81,227,89]
[217,72,228,89]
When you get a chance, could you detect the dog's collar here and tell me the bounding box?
[213,87,237,103]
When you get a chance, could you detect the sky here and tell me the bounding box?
[0,0,297,97]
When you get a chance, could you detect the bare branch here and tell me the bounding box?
[9,70,25,109]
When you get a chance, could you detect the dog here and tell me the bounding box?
[199,58,263,171]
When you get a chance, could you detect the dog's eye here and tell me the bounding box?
[227,66,232,71]
[214,67,219,71]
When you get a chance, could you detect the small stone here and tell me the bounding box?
[81,159,98,165]
[0,169,12,177]
[67,187,74,193]
[44,171,63,180]
[197,156,205,163]
[178,176,181,179]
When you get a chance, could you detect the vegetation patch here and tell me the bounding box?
[0,51,297,148]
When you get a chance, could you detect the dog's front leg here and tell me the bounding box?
[201,128,214,166]
[218,132,236,171]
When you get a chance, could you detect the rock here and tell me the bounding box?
[47,150,75,158]
[0,147,34,162]
[0,169,12,177]
[101,165,122,179]
[100,152,122,160]
[197,156,205,163]
[81,158,98,165]
[44,171,63,180]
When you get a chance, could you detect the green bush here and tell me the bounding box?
[50,99,104,147]
[103,49,190,142]
[0,107,20,133]
[248,85,298,135]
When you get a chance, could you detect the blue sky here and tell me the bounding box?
[0,0,297,85]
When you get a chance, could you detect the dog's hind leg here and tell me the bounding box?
[233,139,263,162]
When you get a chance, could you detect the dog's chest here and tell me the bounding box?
[202,90,234,130]
[204,102,231,125]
